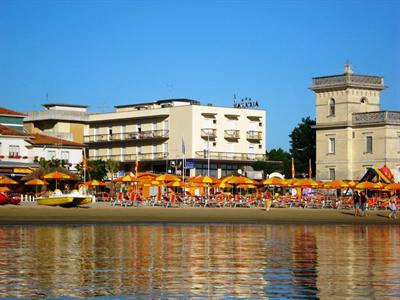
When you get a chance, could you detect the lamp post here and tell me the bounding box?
[207,129,210,177]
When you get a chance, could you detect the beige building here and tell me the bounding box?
[312,65,400,181]
[85,98,266,178]
[24,103,89,143]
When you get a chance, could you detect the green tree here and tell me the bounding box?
[76,160,107,181]
[105,159,120,180]
[252,148,291,178]
[289,117,316,178]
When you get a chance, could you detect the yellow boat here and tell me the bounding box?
[37,190,92,207]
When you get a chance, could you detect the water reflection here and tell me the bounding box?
[0,224,399,298]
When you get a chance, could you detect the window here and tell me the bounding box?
[328,98,335,116]
[8,145,20,157]
[61,151,69,163]
[107,148,112,158]
[329,168,336,180]
[360,97,367,104]
[93,149,98,159]
[328,137,336,154]
[366,136,373,154]
[48,150,56,160]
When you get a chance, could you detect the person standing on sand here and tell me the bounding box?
[264,190,272,211]
[360,191,368,217]
[353,191,361,216]
[388,194,398,219]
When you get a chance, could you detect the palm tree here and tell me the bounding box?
[105,159,120,180]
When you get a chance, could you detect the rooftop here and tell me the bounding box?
[0,107,27,117]
[28,133,85,148]
[0,124,27,137]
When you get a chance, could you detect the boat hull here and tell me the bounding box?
[37,196,90,207]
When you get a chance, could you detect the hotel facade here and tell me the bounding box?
[312,65,400,181]
[85,99,266,178]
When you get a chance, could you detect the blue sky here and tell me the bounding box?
[1,0,399,151]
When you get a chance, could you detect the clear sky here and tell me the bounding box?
[1,0,399,151]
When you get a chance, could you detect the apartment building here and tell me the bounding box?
[85,99,266,178]
[312,64,400,181]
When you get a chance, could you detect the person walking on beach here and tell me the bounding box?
[264,190,272,211]
[353,191,361,216]
[360,191,368,217]
[388,194,398,219]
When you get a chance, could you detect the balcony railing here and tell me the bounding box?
[312,74,385,91]
[224,129,240,139]
[195,151,266,161]
[201,128,217,139]
[84,129,169,143]
[352,111,400,125]
[91,152,169,162]
[246,130,262,140]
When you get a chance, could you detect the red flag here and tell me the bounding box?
[308,159,312,179]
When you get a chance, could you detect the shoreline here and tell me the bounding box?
[0,202,398,225]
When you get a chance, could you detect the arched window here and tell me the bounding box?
[328,98,335,116]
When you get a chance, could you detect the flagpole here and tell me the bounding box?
[291,157,295,179]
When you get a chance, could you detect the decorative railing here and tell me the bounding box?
[91,152,169,162]
[224,129,240,139]
[312,74,384,90]
[246,131,262,140]
[195,151,266,161]
[352,111,400,125]
[200,128,217,139]
[84,129,169,143]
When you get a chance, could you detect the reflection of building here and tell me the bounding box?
[312,64,400,180]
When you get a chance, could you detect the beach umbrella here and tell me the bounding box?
[25,179,49,195]
[280,178,298,187]
[193,175,219,185]
[212,182,233,189]
[43,171,71,189]
[355,181,376,190]
[166,181,186,188]
[323,180,349,189]
[84,180,106,187]
[347,180,358,189]
[237,184,257,189]
[224,175,255,185]
[140,179,160,187]
[384,183,400,191]
[0,187,10,192]
[263,177,283,186]
[114,175,140,182]
[293,179,320,189]
[156,174,181,182]
[0,176,18,185]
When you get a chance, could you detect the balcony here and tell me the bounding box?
[311,74,385,91]
[201,128,217,139]
[84,129,169,144]
[246,131,262,141]
[224,129,240,140]
[91,152,169,162]
[352,111,400,126]
[195,151,266,161]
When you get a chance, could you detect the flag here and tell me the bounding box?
[82,158,87,171]
[181,136,186,155]
[291,157,295,178]
[308,158,312,179]
[134,160,139,176]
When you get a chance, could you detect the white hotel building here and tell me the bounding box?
[84,98,266,178]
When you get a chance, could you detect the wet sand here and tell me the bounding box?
[0,202,398,225]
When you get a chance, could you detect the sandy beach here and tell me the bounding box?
[0,202,398,225]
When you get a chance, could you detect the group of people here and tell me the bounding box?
[353,190,398,218]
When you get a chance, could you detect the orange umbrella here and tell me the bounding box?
[263,177,283,186]
[84,180,106,187]
[0,176,18,185]
[140,179,160,187]
[212,182,233,189]
[43,171,71,189]
[293,179,320,189]
[347,180,358,189]
[224,175,255,185]
[323,180,349,189]
[0,187,10,192]
[355,181,376,190]
[166,181,186,188]
[114,174,140,182]
[193,175,219,184]
[25,179,48,186]
[237,184,257,189]
[156,174,181,182]
[384,183,400,191]
[280,178,298,187]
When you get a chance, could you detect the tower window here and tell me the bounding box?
[329,168,336,180]
[328,137,335,154]
[366,136,373,154]
[360,97,368,104]
[328,98,335,116]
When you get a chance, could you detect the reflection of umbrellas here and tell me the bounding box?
[43,171,71,189]
[323,180,349,189]
[384,183,400,191]
[263,177,283,186]
[156,174,181,182]
[0,176,18,185]
[25,179,49,195]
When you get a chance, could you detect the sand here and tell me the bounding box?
[0,202,398,225]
